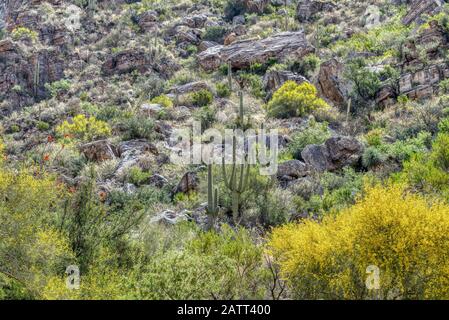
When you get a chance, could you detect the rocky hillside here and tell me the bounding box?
[2,0,449,300]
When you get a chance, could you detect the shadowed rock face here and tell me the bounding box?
[402,0,443,26]
[198,31,314,71]
[0,39,64,115]
[317,59,348,108]
[302,136,364,172]
[296,0,336,22]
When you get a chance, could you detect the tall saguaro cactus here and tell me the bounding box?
[222,135,250,224]
[206,164,219,229]
[33,58,40,97]
[227,60,233,91]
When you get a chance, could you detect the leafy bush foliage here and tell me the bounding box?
[287,119,331,160]
[269,183,449,299]
[216,82,231,98]
[120,115,155,140]
[202,26,228,42]
[267,81,329,118]
[0,165,73,299]
[11,26,38,42]
[151,94,173,108]
[190,89,213,107]
[56,114,112,142]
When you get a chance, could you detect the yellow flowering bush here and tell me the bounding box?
[56,114,112,142]
[268,183,449,299]
[267,81,329,118]
[0,166,74,298]
[151,94,173,108]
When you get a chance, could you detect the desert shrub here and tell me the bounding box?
[216,82,231,98]
[45,80,71,98]
[193,105,216,132]
[56,114,112,142]
[346,58,381,101]
[380,131,431,163]
[11,26,38,42]
[151,94,173,108]
[238,72,264,98]
[287,119,331,159]
[268,183,449,299]
[316,24,340,47]
[292,168,363,217]
[364,128,384,147]
[362,146,387,169]
[120,116,155,140]
[430,133,449,171]
[202,26,228,42]
[190,89,213,107]
[138,225,269,299]
[267,81,329,119]
[438,117,449,134]
[125,166,151,186]
[0,165,74,299]
[37,121,50,131]
[289,54,320,78]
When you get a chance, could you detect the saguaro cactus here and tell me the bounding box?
[33,58,40,97]
[237,90,250,129]
[227,60,233,91]
[222,135,250,224]
[206,164,219,229]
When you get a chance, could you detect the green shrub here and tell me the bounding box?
[151,94,173,108]
[190,89,213,107]
[121,116,155,140]
[238,72,264,98]
[216,82,231,98]
[438,117,449,134]
[45,80,71,97]
[11,26,38,42]
[267,81,329,118]
[37,121,50,131]
[126,167,151,186]
[346,58,381,100]
[287,120,331,159]
[224,0,246,21]
[362,146,387,169]
[364,128,384,147]
[289,54,320,78]
[202,26,228,42]
[56,114,112,142]
[194,105,216,131]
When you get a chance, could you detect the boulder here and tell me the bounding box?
[277,160,309,179]
[136,10,158,32]
[79,140,117,162]
[150,209,190,225]
[148,174,169,188]
[102,49,178,78]
[296,0,336,22]
[198,31,314,71]
[180,14,208,28]
[240,0,271,14]
[317,59,348,107]
[169,81,210,95]
[301,136,364,172]
[173,171,198,194]
[263,70,308,99]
